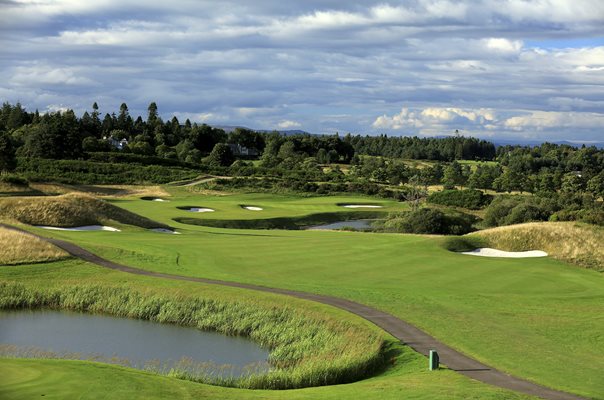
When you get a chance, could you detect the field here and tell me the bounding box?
[1,187,603,399]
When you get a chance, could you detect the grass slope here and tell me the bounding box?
[470,222,604,271]
[0,193,168,229]
[0,260,533,400]
[32,190,603,399]
[0,227,68,265]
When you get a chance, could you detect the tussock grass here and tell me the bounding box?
[0,281,387,389]
[0,193,168,229]
[471,222,604,271]
[28,183,170,198]
[0,228,69,265]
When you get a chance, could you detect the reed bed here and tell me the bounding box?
[0,281,388,389]
[0,227,69,265]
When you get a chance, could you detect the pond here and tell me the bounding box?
[0,309,269,377]
[307,219,374,230]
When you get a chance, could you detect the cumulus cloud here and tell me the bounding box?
[373,107,497,130]
[373,107,604,139]
[503,111,604,130]
[277,120,302,129]
[0,0,603,141]
[483,38,523,53]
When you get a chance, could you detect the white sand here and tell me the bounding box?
[152,198,169,202]
[243,206,263,211]
[37,225,121,232]
[187,208,215,212]
[341,204,383,208]
[150,228,181,235]
[462,248,548,258]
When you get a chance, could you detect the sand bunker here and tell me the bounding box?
[37,225,121,232]
[141,197,169,202]
[150,228,181,235]
[186,207,215,213]
[462,248,548,258]
[340,204,383,209]
[242,206,263,211]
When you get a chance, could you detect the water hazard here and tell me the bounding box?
[0,309,269,377]
[307,220,374,230]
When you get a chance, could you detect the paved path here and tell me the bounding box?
[2,223,587,400]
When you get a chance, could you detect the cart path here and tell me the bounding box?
[2,223,587,400]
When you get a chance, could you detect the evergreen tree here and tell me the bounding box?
[207,143,234,167]
[0,130,16,170]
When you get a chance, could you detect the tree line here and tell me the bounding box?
[1,101,497,168]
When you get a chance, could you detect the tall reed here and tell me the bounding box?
[0,281,388,389]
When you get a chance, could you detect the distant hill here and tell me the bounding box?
[212,125,604,149]
[492,138,604,149]
[211,125,313,136]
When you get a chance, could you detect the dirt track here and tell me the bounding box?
[2,223,587,400]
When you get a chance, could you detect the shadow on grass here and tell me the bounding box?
[174,211,385,230]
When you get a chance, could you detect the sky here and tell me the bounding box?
[0,0,603,142]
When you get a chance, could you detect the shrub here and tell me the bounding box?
[427,189,492,210]
[384,208,477,235]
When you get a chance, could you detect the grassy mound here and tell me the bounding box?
[175,211,383,230]
[0,193,168,229]
[0,227,69,265]
[469,222,604,271]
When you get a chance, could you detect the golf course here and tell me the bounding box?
[1,185,602,400]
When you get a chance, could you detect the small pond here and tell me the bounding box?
[0,310,269,377]
[307,220,374,230]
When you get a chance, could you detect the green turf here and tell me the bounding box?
[111,190,405,222]
[0,261,532,400]
[7,189,604,399]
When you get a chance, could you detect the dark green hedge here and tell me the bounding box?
[15,158,199,185]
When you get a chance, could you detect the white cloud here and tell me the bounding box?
[483,38,523,53]
[503,111,604,130]
[11,65,94,86]
[1,1,604,141]
[373,106,604,140]
[277,120,301,129]
[374,107,497,130]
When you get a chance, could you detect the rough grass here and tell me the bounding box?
[470,222,604,271]
[28,183,170,198]
[0,193,168,229]
[0,280,387,390]
[0,228,69,265]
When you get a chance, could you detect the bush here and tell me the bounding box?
[0,172,28,186]
[383,208,476,235]
[427,189,492,210]
[551,209,604,226]
[483,195,562,227]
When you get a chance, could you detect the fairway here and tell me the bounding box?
[7,188,602,400]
